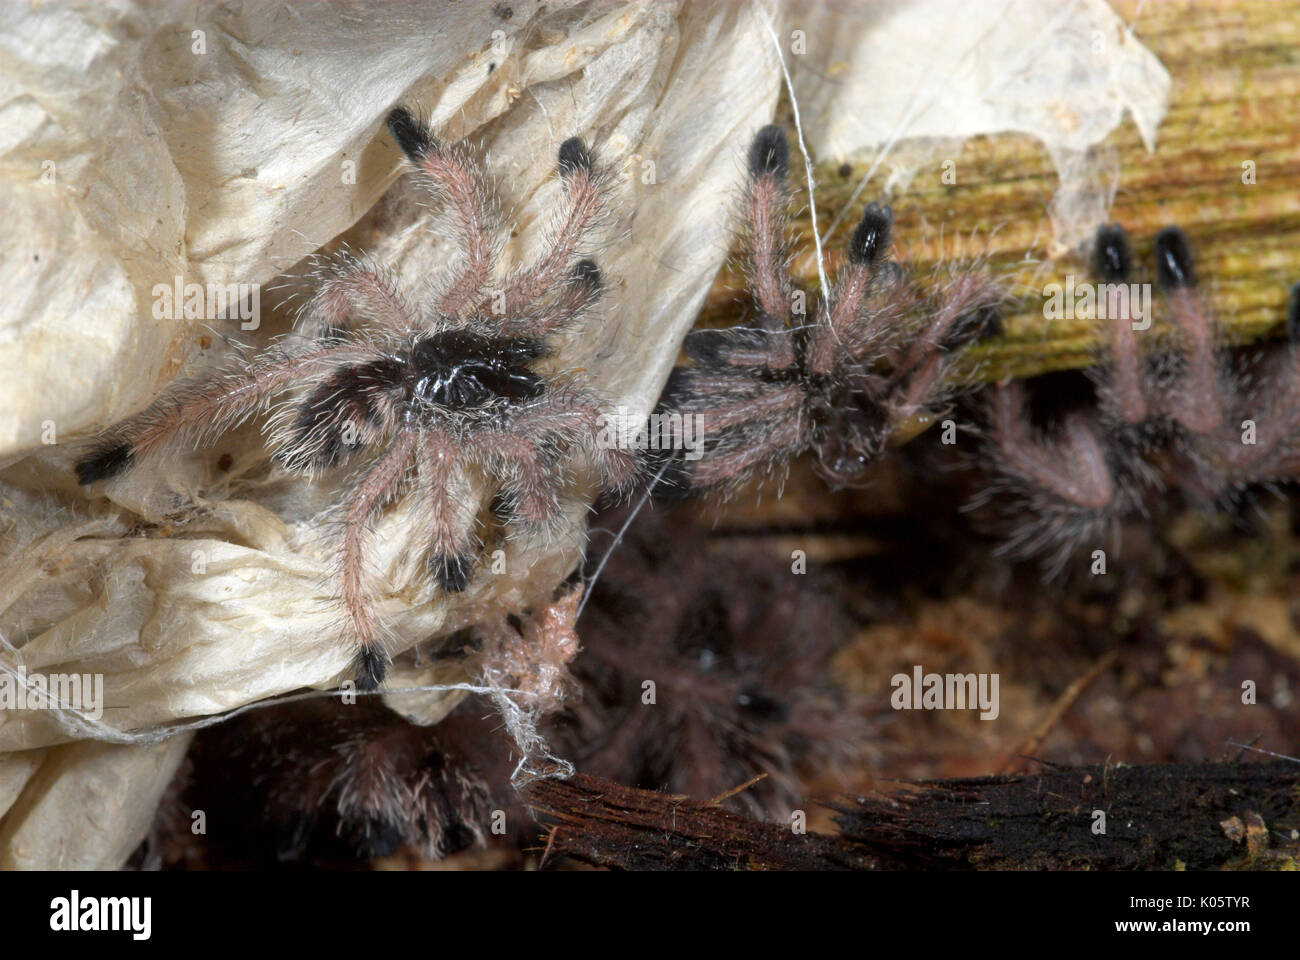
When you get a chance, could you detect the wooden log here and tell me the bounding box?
[526,760,1300,870]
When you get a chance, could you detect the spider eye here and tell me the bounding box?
[828,454,869,478]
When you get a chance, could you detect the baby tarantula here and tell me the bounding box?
[659,125,1000,496]
[74,108,638,689]
[181,698,498,865]
[549,504,868,818]
[976,222,1300,577]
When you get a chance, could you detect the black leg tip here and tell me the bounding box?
[1154,225,1195,290]
[748,125,789,180]
[571,257,602,293]
[1093,222,1132,283]
[557,137,594,177]
[848,201,893,266]
[431,553,473,593]
[387,107,434,162]
[354,646,388,692]
[75,442,133,485]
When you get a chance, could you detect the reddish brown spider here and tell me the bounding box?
[976,222,1300,577]
[74,108,638,689]
[658,125,1001,497]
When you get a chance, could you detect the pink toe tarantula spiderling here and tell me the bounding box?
[75,107,639,689]
[977,221,1300,578]
[659,124,1002,497]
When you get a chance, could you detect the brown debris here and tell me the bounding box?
[473,586,583,718]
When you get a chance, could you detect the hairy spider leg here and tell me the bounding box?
[388,108,500,320]
[495,137,604,325]
[498,390,641,496]
[690,412,804,492]
[742,125,797,370]
[465,426,562,531]
[882,273,997,428]
[807,202,894,377]
[344,427,419,690]
[75,343,385,485]
[503,257,605,340]
[986,383,1120,577]
[1155,226,1225,438]
[1091,223,1150,427]
[415,428,481,594]
[991,384,1116,514]
[303,257,420,339]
